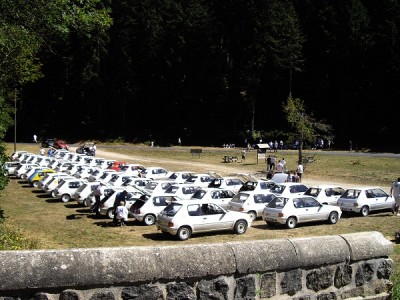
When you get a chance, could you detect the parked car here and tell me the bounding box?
[23,166,47,180]
[166,171,197,184]
[54,140,69,150]
[43,175,75,194]
[52,178,87,202]
[119,164,145,176]
[99,187,145,218]
[41,138,55,148]
[73,181,103,206]
[184,173,216,187]
[10,151,28,161]
[239,173,287,193]
[108,174,138,187]
[29,169,56,188]
[207,176,245,193]
[163,184,202,200]
[190,188,236,209]
[130,194,179,225]
[263,195,342,229]
[156,200,252,240]
[15,163,39,178]
[107,161,128,171]
[226,191,277,221]
[2,161,21,176]
[268,182,309,197]
[337,187,394,216]
[143,180,174,195]
[303,185,345,205]
[140,167,171,180]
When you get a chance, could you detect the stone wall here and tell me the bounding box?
[0,231,393,299]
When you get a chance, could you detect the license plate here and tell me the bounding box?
[266,218,275,222]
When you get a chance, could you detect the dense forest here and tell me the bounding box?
[1,0,400,151]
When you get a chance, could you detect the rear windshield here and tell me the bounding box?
[231,193,250,204]
[340,189,361,199]
[268,197,289,208]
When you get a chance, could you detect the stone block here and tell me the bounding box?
[197,277,230,300]
[259,272,276,298]
[334,264,352,288]
[234,275,256,300]
[280,269,302,296]
[166,282,195,300]
[121,285,164,300]
[306,267,334,292]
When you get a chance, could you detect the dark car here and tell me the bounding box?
[41,138,55,148]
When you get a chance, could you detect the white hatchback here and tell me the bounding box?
[156,200,252,240]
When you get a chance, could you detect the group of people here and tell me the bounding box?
[266,155,304,182]
[92,187,129,226]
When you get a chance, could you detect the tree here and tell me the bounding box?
[283,96,333,163]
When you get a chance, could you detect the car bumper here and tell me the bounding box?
[339,206,360,213]
[156,224,178,235]
[263,216,286,225]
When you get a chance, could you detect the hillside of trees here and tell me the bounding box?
[1,0,400,151]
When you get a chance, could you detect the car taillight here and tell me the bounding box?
[239,208,244,212]
[278,213,284,217]
[353,203,358,207]
[168,222,174,227]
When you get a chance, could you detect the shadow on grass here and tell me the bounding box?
[76,208,92,214]
[142,230,235,241]
[45,198,60,203]
[21,185,32,188]
[66,214,87,220]
[64,203,80,209]
[36,194,52,199]
[31,190,45,194]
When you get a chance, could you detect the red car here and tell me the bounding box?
[107,161,128,171]
[54,140,69,150]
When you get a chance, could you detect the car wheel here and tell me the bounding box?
[51,191,56,198]
[32,181,39,188]
[328,211,339,224]
[21,174,26,179]
[61,194,70,203]
[360,206,369,217]
[234,220,248,234]
[286,216,297,229]
[177,226,191,241]
[247,211,257,222]
[107,208,115,219]
[143,214,156,226]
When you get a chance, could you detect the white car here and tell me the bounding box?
[74,167,100,179]
[2,161,21,176]
[107,174,138,187]
[239,173,288,193]
[184,173,216,187]
[72,181,103,206]
[119,164,145,176]
[337,187,395,216]
[143,180,174,195]
[52,178,87,202]
[10,151,29,161]
[99,187,144,218]
[263,195,342,229]
[166,171,197,184]
[156,200,252,240]
[43,175,75,194]
[130,194,179,225]
[190,188,236,209]
[140,167,171,180]
[15,163,39,178]
[163,184,202,200]
[23,166,47,180]
[207,176,245,193]
[226,191,277,221]
[268,182,309,197]
[303,185,345,205]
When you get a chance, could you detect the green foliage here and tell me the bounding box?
[0,219,38,250]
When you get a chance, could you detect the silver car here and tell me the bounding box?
[337,187,394,216]
[263,196,342,229]
[156,200,252,240]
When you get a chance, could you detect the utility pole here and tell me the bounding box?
[14,89,17,152]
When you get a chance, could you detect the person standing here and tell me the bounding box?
[92,184,103,216]
[39,147,45,156]
[297,161,304,182]
[390,178,400,215]
[178,137,181,146]
[275,160,284,173]
[33,134,37,143]
[241,149,246,162]
[349,140,352,152]
[92,143,97,156]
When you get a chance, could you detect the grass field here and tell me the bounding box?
[1,143,400,297]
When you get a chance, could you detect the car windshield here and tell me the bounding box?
[231,193,250,204]
[340,189,361,199]
[253,193,276,204]
[304,187,321,197]
[192,190,206,199]
[165,186,179,193]
[162,203,182,217]
[268,197,289,208]
[270,185,286,194]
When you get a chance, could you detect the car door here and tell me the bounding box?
[296,197,326,222]
[371,188,393,210]
[200,203,231,231]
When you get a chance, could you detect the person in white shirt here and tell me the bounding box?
[297,162,304,182]
[116,201,129,226]
[390,178,400,215]
[275,160,284,173]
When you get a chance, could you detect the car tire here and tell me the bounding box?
[234,220,248,234]
[286,216,297,229]
[143,214,156,226]
[83,198,91,207]
[360,206,369,217]
[51,191,56,198]
[328,211,339,224]
[61,194,70,203]
[32,181,39,188]
[247,211,257,222]
[177,226,191,241]
[107,208,115,219]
